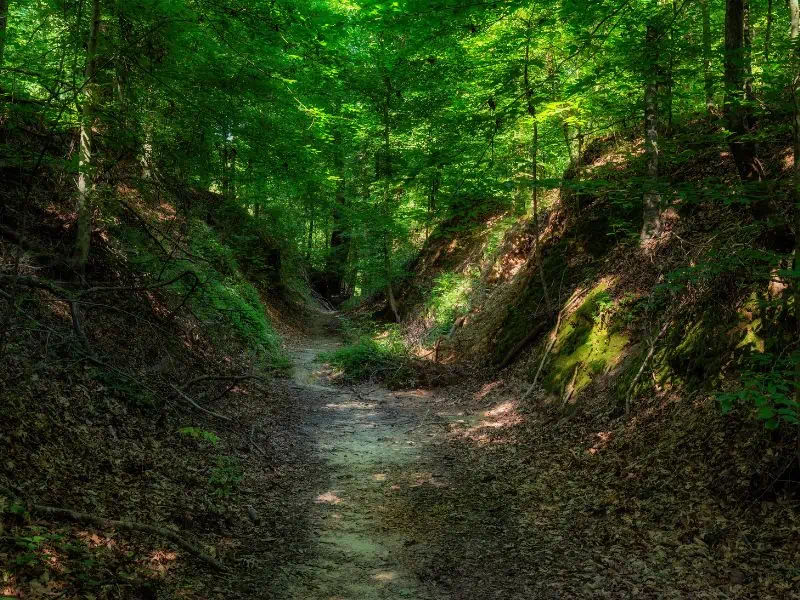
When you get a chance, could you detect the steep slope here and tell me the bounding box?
[375,119,800,597]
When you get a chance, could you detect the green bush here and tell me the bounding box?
[425,270,477,341]
[322,325,415,387]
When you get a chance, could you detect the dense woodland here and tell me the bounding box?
[2,0,800,597]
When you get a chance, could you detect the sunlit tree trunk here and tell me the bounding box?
[724,0,764,183]
[306,203,314,261]
[701,0,714,114]
[0,0,9,70]
[74,0,101,270]
[641,23,663,245]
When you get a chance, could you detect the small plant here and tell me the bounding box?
[178,427,219,445]
[718,352,800,429]
[209,456,244,498]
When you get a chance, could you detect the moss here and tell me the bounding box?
[540,282,629,396]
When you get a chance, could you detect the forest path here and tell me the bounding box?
[277,307,451,600]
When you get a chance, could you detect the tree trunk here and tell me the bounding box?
[0,0,9,70]
[74,0,101,270]
[641,23,663,245]
[765,0,774,62]
[724,0,764,183]
[523,25,552,310]
[306,206,314,261]
[701,0,714,114]
[326,128,350,299]
[789,0,799,403]
[382,73,400,322]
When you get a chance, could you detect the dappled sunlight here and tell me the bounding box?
[475,380,504,401]
[323,401,376,410]
[410,471,449,488]
[587,430,614,455]
[448,401,523,446]
[316,491,343,505]
[78,531,116,549]
[393,389,432,399]
[1,582,20,599]
[147,549,178,576]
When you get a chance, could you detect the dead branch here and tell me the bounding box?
[625,319,671,416]
[181,374,270,391]
[28,503,227,571]
[170,383,233,421]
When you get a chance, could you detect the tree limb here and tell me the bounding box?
[28,503,227,571]
[170,383,233,421]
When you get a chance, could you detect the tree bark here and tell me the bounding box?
[765,0,774,62]
[74,0,101,270]
[724,0,764,183]
[641,23,663,245]
[788,0,799,403]
[701,0,714,114]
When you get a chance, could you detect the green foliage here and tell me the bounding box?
[425,270,477,341]
[178,427,220,445]
[118,212,283,364]
[209,456,244,498]
[718,353,800,429]
[322,325,415,388]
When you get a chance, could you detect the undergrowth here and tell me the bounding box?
[321,321,416,388]
[115,213,285,368]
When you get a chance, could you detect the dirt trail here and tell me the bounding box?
[276,308,451,599]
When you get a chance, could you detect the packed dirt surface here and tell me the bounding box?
[276,308,455,599]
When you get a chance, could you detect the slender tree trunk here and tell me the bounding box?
[0,0,10,70]
[724,0,764,183]
[701,0,714,114]
[326,128,350,299]
[140,122,154,179]
[74,0,101,270]
[530,105,552,309]
[642,23,663,244]
[306,206,314,261]
[426,165,439,239]
[765,0,774,62]
[523,25,552,309]
[789,0,800,403]
[382,74,400,323]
